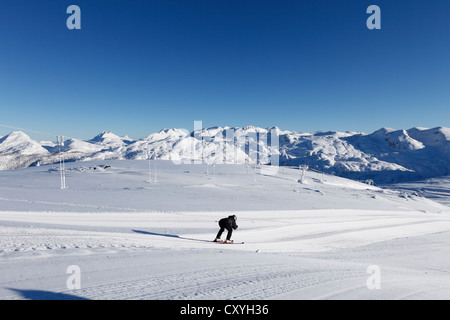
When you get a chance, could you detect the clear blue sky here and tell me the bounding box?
[0,0,449,140]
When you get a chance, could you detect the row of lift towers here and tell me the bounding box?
[55,136,310,189]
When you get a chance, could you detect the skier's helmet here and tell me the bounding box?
[230,215,237,221]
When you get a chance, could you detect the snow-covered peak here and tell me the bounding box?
[89,131,134,147]
[369,127,396,138]
[144,128,189,142]
[407,127,450,146]
[1,131,29,141]
[369,128,425,151]
[90,131,120,141]
[238,125,269,133]
[0,131,48,155]
[62,138,104,153]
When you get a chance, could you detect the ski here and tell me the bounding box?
[212,240,244,244]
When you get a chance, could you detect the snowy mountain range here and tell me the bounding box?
[0,126,449,183]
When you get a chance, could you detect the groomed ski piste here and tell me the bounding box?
[1,160,450,300]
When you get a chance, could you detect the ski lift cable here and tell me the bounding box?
[0,124,55,137]
[0,124,77,142]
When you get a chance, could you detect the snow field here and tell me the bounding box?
[0,160,449,300]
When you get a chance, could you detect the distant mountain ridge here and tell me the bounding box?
[0,126,449,184]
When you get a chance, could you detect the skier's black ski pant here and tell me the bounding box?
[216,227,232,240]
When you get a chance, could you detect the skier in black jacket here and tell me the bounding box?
[214,215,238,243]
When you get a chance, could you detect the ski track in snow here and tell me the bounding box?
[0,245,384,300]
[1,210,450,255]
[74,263,361,300]
[3,240,450,300]
[1,209,450,300]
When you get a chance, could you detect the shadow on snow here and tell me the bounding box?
[132,229,211,243]
[7,288,89,300]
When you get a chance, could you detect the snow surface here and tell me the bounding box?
[0,160,450,300]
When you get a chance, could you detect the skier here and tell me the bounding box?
[214,215,238,243]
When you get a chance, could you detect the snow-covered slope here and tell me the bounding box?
[407,127,450,147]
[0,160,450,300]
[0,160,446,213]
[386,175,450,206]
[0,126,449,183]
